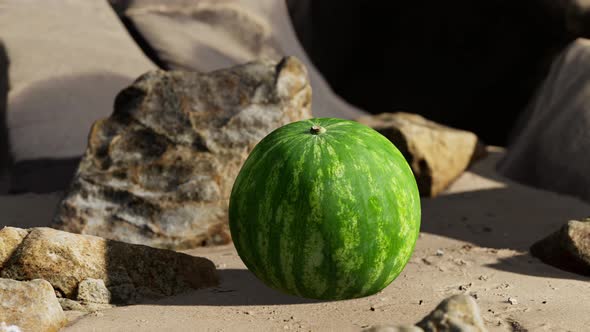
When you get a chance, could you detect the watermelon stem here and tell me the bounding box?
[310,125,326,135]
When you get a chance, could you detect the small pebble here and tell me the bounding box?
[435,249,444,256]
[508,297,518,305]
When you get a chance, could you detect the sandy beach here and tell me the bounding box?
[43,148,590,331]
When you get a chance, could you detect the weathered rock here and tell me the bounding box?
[57,298,113,313]
[77,278,111,304]
[356,113,485,196]
[0,227,27,267]
[364,295,486,332]
[0,227,219,305]
[530,218,590,276]
[0,278,66,332]
[416,295,487,332]
[51,56,312,249]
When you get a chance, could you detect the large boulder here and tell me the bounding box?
[108,0,365,119]
[498,39,590,202]
[0,0,155,193]
[0,278,66,332]
[530,218,590,276]
[357,112,485,197]
[0,227,219,305]
[297,1,575,145]
[51,57,311,249]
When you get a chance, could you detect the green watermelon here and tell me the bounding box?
[229,118,421,300]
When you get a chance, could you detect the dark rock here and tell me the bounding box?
[0,278,66,332]
[299,1,575,145]
[52,57,312,249]
[357,112,484,197]
[531,218,590,276]
[0,227,219,305]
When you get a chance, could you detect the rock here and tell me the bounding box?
[77,278,111,304]
[303,2,574,145]
[530,218,590,276]
[0,227,219,305]
[363,294,486,332]
[0,322,22,332]
[51,56,312,249]
[416,294,487,332]
[0,227,27,266]
[364,325,424,332]
[356,113,485,196]
[0,278,66,332]
[57,298,113,313]
[498,39,590,203]
[109,0,365,119]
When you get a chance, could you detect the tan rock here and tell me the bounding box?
[531,218,590,276]
[416,295,487,332]
[77,278,111,304]
[0,227,218,304]
[0,278,66,332]
[0,227,28,267]
[356,113,484,196]
[52,57,312,249]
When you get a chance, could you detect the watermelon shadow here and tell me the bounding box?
[140,269,329,306]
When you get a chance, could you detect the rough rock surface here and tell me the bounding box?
[356,113,485,196]
[0,227,219,305]
[530,218,590,276]
[364,294,486,332]
[51,56,312,249]
[0,278,66,332]
[416,295,487,332]
[77,278,111,304]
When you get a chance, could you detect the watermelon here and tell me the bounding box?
[229,118,421,300]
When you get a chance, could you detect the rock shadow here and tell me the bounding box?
[6,72,136,193]
[420,150,590,281]
[0,41,11,193]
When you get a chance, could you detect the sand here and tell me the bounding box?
[2,148,589,331]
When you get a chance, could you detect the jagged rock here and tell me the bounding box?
[0,227,219,305]
[0,227,27,266]
[530,218,590,276]
[363,295,486,332]
[416,295,487,332]
[356,113,485,197]
[77,278,111,304]
[57,298,113,313]
[51,57,312,249]
[0,278,66,332]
